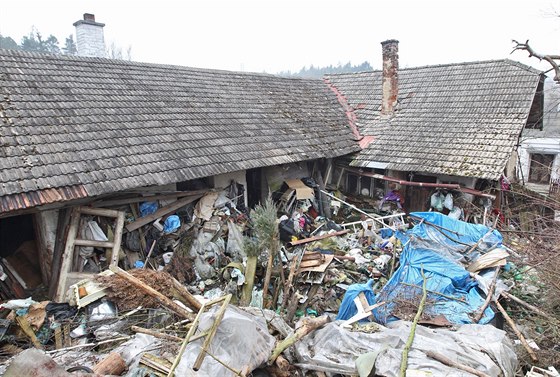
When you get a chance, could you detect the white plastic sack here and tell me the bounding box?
[430,192,444,211]
[444,193,454,210]
[294,321,517,376]
[175,305,276,376]
[226,220,246,262]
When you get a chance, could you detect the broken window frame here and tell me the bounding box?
[528,153,555,184]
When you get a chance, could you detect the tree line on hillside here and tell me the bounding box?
[278,61,373,78]
[0,28,77,55]
[0,28,131,59]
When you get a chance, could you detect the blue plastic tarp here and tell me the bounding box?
[336,279,377,321]
[339,212,499,325]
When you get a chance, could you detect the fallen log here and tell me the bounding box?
[425,351,491,377]
[268,315,330,364]
[495,300,538,363]
[93,352,126,375]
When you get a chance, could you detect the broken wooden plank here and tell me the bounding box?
[130,326,182,342]
[72,239,114,248]
[79,206,122,218]
[288,229,350,246]
[15,316,43,349]
[125,195,203,232]
[170,276,202,311]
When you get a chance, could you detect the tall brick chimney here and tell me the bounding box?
[381,39,399,115]
[73,13,106,58]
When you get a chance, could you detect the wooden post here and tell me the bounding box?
[263,237,278,309]
[110,211,125,266]
[240,255,257,307]
[54,208,81,302]
[109,266,194,320]
[279,255,299,312]
[399,266,428,377]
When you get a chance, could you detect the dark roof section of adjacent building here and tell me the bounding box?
[0,49,359,213]
[325,59,543,180]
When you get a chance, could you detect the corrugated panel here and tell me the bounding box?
[0,185,88,214]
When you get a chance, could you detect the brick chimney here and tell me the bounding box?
[381,39,399,115]
[73,13,106,58]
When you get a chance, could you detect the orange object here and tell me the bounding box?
[78,286,87,298]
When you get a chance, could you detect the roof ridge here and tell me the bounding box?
[0,48,323,82]
[324,59,544,77]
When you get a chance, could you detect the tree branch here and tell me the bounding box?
[512,39,560,82]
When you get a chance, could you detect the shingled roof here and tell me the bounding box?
[0,49,359,213]
[324,60,543,180]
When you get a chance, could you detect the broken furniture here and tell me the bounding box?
[54,206,125,302]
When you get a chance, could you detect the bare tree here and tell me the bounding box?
[512,40,560,83]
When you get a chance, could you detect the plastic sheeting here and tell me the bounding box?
[336,279,376,321]
[404,212,503,262]
[174,305,276,376]
[294,321,517,377]
[372,212,501,325]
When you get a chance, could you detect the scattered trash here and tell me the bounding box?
[0,178,556,376]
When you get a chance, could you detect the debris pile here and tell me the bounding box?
[0,178,558,376]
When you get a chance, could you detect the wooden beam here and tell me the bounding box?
[125,194,203,232]
[288,229,349,246]
[78,206,121,218]
[110,211,125,266]
[73,239,115,248]
[130,326,183,342]
[91,189,209,208]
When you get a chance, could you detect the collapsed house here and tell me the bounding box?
[0,13,555,377]
[325,40,544,219]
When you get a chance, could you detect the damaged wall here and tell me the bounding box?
[264,162,311,194]
[211,170,248,208]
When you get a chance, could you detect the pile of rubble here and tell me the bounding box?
[0,179,558,377]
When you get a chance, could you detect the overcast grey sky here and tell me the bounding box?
[0,0,559,75]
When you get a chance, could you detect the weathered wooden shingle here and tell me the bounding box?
[325,60,542,180]
[0,49,358,209]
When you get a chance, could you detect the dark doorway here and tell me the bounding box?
[247,168,263,209]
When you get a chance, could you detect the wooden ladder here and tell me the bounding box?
[54,206,125,302]
[167,294,233,376]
